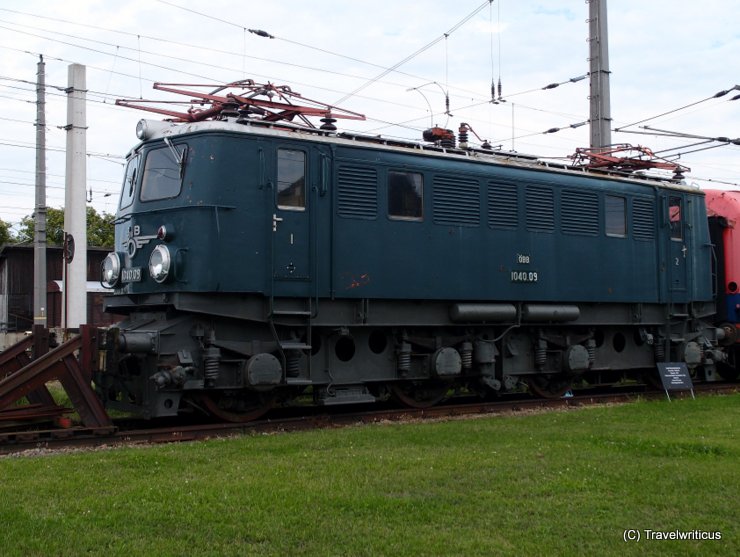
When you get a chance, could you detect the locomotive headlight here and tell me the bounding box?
[101,252,122,288]
[135,119,147,140]
[148,245,172,283]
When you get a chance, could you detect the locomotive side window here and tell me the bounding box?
[605,195,626,237]
[140,145,185,202]
[669,196,683,240]
[388,171,423,220]
[277,149,306,210]
[119,154,139,209]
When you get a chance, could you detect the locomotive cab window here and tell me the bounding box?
[388,171,423,220]
[140,144,186,202]
[605,195,626,237]
[669,196,683,240]
[277,149,306,210]
[120,154,140,209]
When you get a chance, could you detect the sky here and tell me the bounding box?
[0,0,738,233]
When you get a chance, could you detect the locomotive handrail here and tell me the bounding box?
[709,243,719,299]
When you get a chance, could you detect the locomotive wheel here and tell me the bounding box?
[390,381,450,409]
[526,375,573,399]
[200,392,276,423]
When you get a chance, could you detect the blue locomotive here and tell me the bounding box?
[98,82,731,420]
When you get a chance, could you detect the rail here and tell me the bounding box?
[1,382,736,456]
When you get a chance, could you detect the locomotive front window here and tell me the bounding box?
[140,145,185,202]
[388,171,423,220]
[119,154,140,209]
[605,195,626,237]
[669,196,683,240]
[277,149,306,210]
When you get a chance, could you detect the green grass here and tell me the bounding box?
[0,394,738,557]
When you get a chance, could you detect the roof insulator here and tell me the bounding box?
[320,117,337,131]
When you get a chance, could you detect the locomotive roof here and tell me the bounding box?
[130,117,702,195]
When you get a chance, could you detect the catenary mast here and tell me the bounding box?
[33,55,47,328]
[589,0,612,148]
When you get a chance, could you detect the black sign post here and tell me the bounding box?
[656,362,695,401]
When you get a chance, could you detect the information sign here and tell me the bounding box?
[656,362,695,400]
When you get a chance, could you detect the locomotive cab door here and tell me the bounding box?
[667,194,688,294]
[271,146,311,288]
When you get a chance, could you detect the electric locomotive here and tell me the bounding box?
[98,82,729,421]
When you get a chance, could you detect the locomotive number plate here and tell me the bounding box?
[511,270,538,283]
[121,267,142,283]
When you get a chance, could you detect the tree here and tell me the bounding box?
[0,218,13,245]
[17,206,115,247]
[86,207,115,247]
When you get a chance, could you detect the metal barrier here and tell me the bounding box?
[0,325,113,431]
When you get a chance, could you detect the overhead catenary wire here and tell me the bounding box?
[0,29,437,114]
[0,27,592,162]
[0,7,590,137]
[614,86,740,132]
[0,20,582,154]
[333,0,491,105]
[0,7,441,93]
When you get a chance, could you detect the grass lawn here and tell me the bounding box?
[0,393,737,557]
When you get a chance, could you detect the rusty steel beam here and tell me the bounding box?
[0,327,56,407]
[0,329,113,430]
[0,403,68,423]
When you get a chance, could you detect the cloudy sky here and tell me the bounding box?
[0,0,738,231]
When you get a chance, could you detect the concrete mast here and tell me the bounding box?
[63,64,88,330]
[33,55,47,328]
[588,0,612,149]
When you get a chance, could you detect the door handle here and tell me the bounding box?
[272,213,283,232]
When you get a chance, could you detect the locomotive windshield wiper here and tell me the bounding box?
[163,136,187,179]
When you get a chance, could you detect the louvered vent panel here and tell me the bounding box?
[337,166,377,219]
[526,185,555,232]
[433,176,480,226]
[561,190,598,236]
[488,181,518,229]
[633,198,655,240]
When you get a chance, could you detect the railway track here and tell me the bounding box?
[1,382,736,457]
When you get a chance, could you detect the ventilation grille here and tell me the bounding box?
[526,185,554,232]
[433,176,480,226]
[561,190,598,236]
[633,198,655,240]
[337,166,377,219]
[488,181,518,229]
